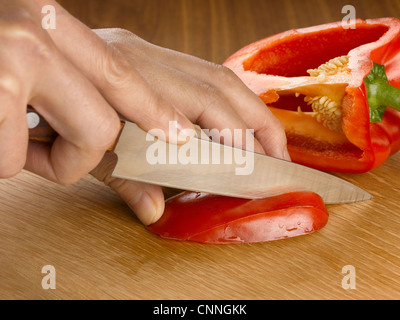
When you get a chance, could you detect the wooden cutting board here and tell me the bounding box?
[1,0,400,300]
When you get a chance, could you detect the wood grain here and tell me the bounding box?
[2,0,400,300]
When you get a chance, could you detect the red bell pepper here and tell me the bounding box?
[147,191,329,244]
[223,18,400,173]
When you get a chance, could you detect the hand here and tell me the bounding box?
[90,29,290,225]
[1,0,192,216]
[2,0,289,226]
[0,0,122,184]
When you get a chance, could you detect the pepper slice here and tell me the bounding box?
[223,18,400,173]
[147,191,329,244]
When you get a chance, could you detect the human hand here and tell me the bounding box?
[1,0,193,223]
[0,0,122,184]
[90,28,290,224]
[2,0,289,226]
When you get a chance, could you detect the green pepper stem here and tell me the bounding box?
[365,63,400,122]
[369,79,400,112]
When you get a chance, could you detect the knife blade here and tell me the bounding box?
[112,121,372,204]
[27,108,372,204]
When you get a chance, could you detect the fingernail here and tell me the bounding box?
[283,148,291,161]
[129,191,158,226]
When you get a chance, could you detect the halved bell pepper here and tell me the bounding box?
[223,18,400,173]
[147,191,329,244]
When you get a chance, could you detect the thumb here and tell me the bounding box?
[90,153,165,226]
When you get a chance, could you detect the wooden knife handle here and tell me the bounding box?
[27,106,125,152]
[27,106,58,144]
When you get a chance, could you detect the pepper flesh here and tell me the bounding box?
[223,18,400,173]
[147,191,329,244]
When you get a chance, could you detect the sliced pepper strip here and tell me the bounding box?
[223,18,400,173]
[147,191,329,244]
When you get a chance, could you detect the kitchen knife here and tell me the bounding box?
[27,108,372,204]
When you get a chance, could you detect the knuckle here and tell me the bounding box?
[89,114,121,151]
[142,91,165,117]
[0,17,53,63]
[71,112,121,155]
[214,64,240,87]
[195,83,227,123]
[128,87,165,122]
[199,83,225,108]
[0,71,22,100]
[99,44,134,89]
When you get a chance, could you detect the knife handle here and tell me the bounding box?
[27,106,125,152]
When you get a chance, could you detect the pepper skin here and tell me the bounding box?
[147,191,329,244]
[223,18,400,173]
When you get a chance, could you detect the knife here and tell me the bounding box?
[27,107,372,204]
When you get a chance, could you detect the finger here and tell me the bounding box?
[90,153,165,225]
[43,3,194,145]
[109,52,265,154]
[0,84,28,178]
[24,37,121,184]
[0,4,121,184]
[117,36,290,159]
